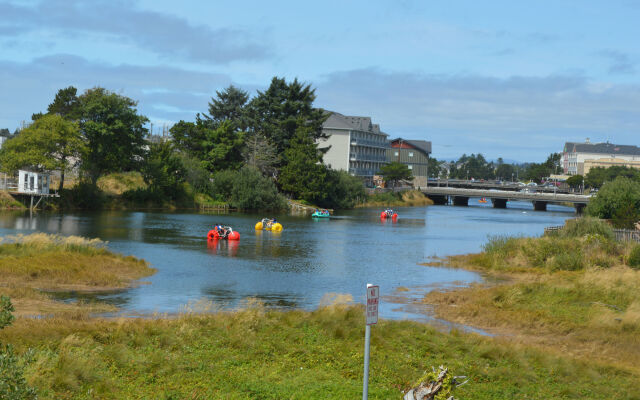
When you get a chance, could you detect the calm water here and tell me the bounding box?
[0,200,574,321]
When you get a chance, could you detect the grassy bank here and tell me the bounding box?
[358,190,434,208]
[1,302,638,399]
[0,233,155,316]
[423,218,640,372]
[0,191,26,210]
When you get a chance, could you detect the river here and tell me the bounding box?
[0,200,574,321]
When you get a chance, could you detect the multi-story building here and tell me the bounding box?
[563,140,640,175]
[318,112,389,183]
[387,138,432,186]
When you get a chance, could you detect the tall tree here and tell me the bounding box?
[202,85,249,131]
[78,88,149,182]
[278,124,328,202]
[0,114,85,190]
[247,77,328,156]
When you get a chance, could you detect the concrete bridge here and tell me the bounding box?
[419,186,590,212]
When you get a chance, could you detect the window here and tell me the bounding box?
[408,165,413,170]
[409,152,414,157]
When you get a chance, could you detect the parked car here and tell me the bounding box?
[527,182,538,187]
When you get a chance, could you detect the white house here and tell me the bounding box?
[17,170,50,195]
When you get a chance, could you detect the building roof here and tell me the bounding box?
[390,138,432,155]
[564,141,640,156]
[322,111,387,136]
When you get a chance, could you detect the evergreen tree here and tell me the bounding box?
[201,121,245,172]
[202,85,249,131]
[379,162,413,188]
[247,77,328,157]
[278,124,328,202]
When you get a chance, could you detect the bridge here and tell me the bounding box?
[427,179,572,194]
[419,186,590,212]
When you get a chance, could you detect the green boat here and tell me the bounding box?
[311,210,330,218]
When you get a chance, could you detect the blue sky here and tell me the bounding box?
[1,0,639,161]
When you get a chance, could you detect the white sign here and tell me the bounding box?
[366,285,379,325]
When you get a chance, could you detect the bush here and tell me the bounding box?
[628,245,640,269]
[60,181,105,209]
[0,296,37,399]
[586,177,640,228]
[558,217,614,240]
[212,167,287,211]
[319,170,366,209]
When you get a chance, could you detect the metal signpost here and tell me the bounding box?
[363,283,379,400]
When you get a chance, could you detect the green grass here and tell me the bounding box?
[0,304,638,399]
[0,191,26,210]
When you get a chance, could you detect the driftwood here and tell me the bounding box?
[403,365,467,400]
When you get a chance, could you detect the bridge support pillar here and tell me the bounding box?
[427,195,448,205]
[575,203,586,214]
[491,198,507,209]
[452,196,469,206]
[533,201,547,211]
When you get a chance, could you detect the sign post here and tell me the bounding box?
[363,283,379,400]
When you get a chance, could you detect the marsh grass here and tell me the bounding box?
[425,217,640,371]
[0,233,154,315]
[0,233,154,291]
[1,304,639,399]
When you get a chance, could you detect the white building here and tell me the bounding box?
[563,140,640,175]
[17,170,50,195]
[318,112,389,182]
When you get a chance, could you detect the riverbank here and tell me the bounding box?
[0,233,155,316]
[421,217,640,373]
[357,189,434,208]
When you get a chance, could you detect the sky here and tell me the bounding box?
[1,0,639,161]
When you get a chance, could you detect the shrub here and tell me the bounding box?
[628,245,640,269]
[0,296,37,399]
[230,167,287,211]
[586,177,640,228]
[212,167,287,211]
[559,217,614,240]
[320,170,366,209]
[60,181,105,209]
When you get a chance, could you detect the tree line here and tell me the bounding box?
[0,78,365,210]
[427,153,563,183]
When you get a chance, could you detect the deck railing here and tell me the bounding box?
[544,225,640,243]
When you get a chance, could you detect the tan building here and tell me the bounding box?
[583,157,640,175]
[563,140,640,175]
